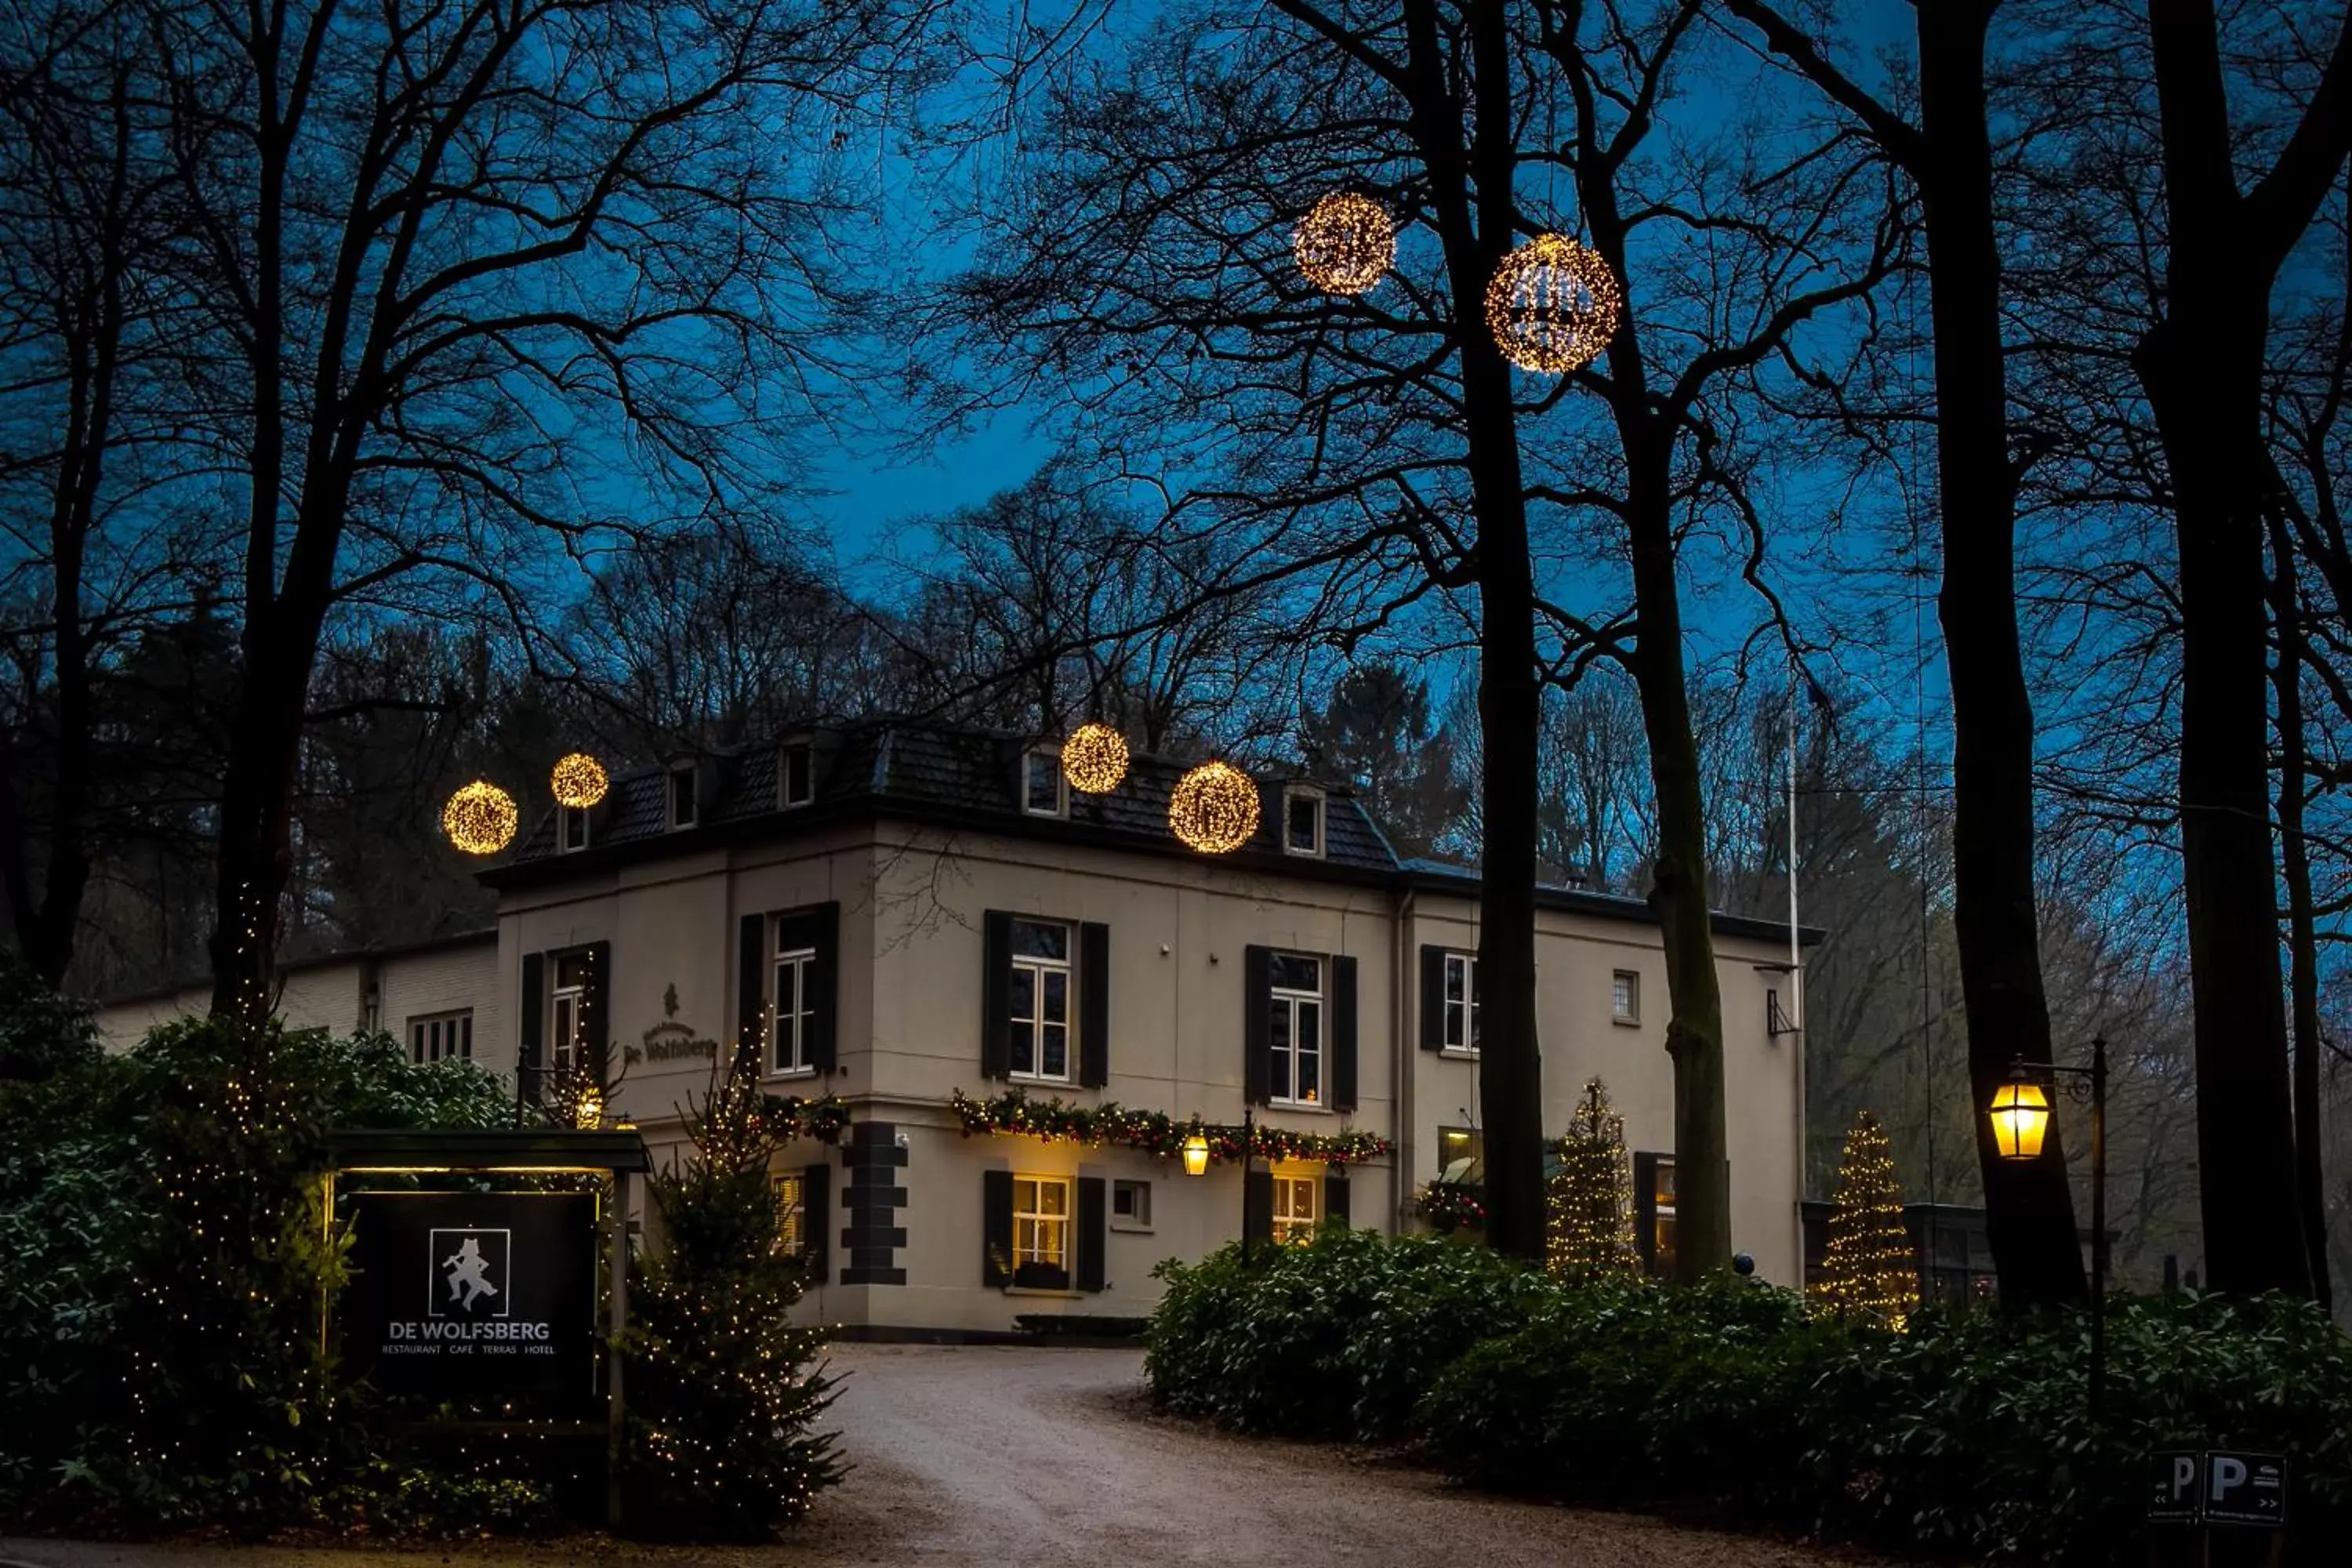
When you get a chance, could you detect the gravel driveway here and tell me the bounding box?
[2,1343,1884,1568]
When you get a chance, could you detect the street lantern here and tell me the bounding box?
[1987,1072,2051,1160]
[1181,1131,1210,1178]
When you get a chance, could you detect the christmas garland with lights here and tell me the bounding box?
[1413,1180,1487,1233]
[949,1089,1392,1167]
[757,1091,851,1145]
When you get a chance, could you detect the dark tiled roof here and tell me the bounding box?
[493,719,1398,884]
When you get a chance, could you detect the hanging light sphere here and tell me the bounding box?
[1293,192,1395,295]
[1062,722,1131,793]
[441,780,518,855]
[1485,232,1623,374]
[550,752,609,810]
[1168,760,1261,854]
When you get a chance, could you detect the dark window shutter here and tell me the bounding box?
[1419,945,1446,1050]
[1633,1152,1660,1276]
[737,913,765,1071]
[1076,1176,1107,1291]
[518,952,544,1087]
[1078,920,1110,1087]
[803,1161,830,1278]
[581,941,612,1083]
[807,902,840,1073]
[1331,953,1359,1112]
[982,1167,1014,1286]
[1324,1171,1351,1229]
[1243,945,1272,1105]
[1244,1167,1273,1249]
[982,910,1013,1079]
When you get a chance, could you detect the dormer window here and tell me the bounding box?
[1023,747,1066,818]
[1283,786,1325,857]
[780,742,814,809]
[668,763,699,829]
[559,805,590,853]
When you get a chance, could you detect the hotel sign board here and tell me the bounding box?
[345,1191,598,1406]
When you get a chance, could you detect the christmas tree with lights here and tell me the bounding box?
[622,1056,841,1538]
[1814,1109,1921,1329]
[1546,1076,1637,1279]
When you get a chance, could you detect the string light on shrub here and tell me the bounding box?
[1061,722,1130,793]
[1813,1109,1921,1331]
[550,752,608,810]
[441,780,518,855]
[1168,760,1261,854]
[1293,191,1395,295]
[1546,1076,1638,1278]
[1485,232,1622,374]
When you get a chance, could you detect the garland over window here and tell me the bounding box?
[758,1092,851,1145]
[949,1088,1392,1167]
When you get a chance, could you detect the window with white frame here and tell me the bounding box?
[1611,968,1641,1025]
[560,805,589,852]
[771,925,818,1075]
[1272,1174,1319,1244]
[1007,918,1073,1080]
[1023,747,1065,817]
[1013,1174,1071,1278]
[1268,952,1323,1105]
[771,1172,805,1257]
[779,742,814,808]
[550,953,589,1073]
[1283,786,1324,856]
[1442,951,1479,1051]
[408,1009,474,1064]
[668,764,699,829]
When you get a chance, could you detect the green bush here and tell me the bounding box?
[0,1014,511,1533]
[1146,1227,1559,1441]
[0,949,100,1083]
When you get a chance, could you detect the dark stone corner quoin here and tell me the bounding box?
[840,1120,909,1287]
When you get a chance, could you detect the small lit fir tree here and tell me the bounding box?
[1546,1076,1637,1279]
[1814,1109,1921,1330]
[622,1052,843,1538]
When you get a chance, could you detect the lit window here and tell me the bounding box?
[1023,748,1066,817]
[550,954,589,1073]
[668,764,699,829]
[772,1173,805,1258]
[1283,786,1324,856]
[1612,969,1641,1025]
[1112,1178,1152,1229]
[1013,1175,1071,1284]
[1642,1155,1677,1277]
[408,1009,474,1064]
[1272,1174,1319,1244]
[771,927,818,1075]
[560,805,589,852]
[1269,953,1323,1106]
[780,743,814,808]
[1007,918,1073,1081]
[1436,1126,1483,1181]
[1443,952,1479,1051]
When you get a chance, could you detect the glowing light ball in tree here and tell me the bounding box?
[550,752,609,809]
[1485,233,1622,375]
[1292,191,1395,295]
[1060,723,1130,793]
[1167,760,1261,853]
[1546,1076,1638,1278]
[441,780,518,855]
[1814,1109,1922,1330]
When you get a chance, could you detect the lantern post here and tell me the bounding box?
[1989,1037,2110,1417]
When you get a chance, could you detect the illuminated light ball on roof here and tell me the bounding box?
[1061,722,1130,793]
[1168,760,1261,855]
[550,751,608,810]
[1293,191,1395,296]
[441,780,518,855]
[1485,232,1622,375]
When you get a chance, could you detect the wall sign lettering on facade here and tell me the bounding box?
[345,1192,598,1406]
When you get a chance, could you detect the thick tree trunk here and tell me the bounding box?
[1917,0,2086,1308]
[2140,0,2313,1298]
[2267,517,2332,1309]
